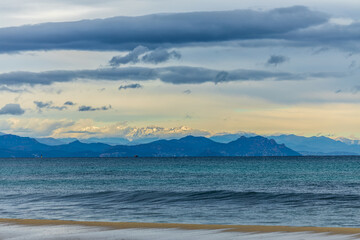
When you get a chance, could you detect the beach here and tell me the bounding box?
[2,157,360,239]
[0,219,360,240]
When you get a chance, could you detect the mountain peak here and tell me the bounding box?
[180,135,207,140]
[69,140,82,144]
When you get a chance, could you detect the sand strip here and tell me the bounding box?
[0,218,359,236]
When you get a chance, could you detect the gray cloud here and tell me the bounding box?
[284,22,360,51]
[0,86,27,93]
[157,67,305,84]
[352,85,360,94]
[311,47,330,55]
[34,101,67,111]
[349,60,357,69]
[0,103,25,115]
[110,46,181,67]
[78,105,111,111]
[267,55,289,66]
[0,66,341,86]
[64,101,76,106]
[109,45,149,67]
[118,83,142,90]
[0,6,328,52]
[34,101,52,109]
[142,49,181,64]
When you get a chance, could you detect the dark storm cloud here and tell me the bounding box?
[267,55,289,66]
[0,66,341,86]
[78,105,111,111]
[0,103,25,115]
[118,83,142,90]
[0,6,328,52]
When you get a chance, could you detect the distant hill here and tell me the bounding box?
[0,134,299,157]
[0,134,51,152]
[35,137,66,146]
[80,137,131,146]
[0,134,51,157]
[102,135,300,157]
[209,132,256,143]
[0,135,111,158]
[268,134,360,155]
[335,137,360,146]
[5,132,360,157]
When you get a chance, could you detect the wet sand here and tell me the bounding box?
[0,218,360,236]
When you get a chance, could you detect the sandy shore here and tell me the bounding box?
[0,218,360,236]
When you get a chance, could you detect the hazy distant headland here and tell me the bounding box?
[0,134,300,158]
[2,132,360,158]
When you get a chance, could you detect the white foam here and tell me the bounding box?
[0,224,358,240]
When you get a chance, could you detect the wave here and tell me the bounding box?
[7,190,360,206]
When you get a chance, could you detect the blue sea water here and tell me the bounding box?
[1,156,360,227]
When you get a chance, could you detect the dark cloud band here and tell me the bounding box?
[0,66,343,87]
[0,6,328,52]
[78,105,111,111]
[0,66,325,86]
[119,83,143,90]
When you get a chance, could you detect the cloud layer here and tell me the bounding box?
[0,66,336,86]
[0,6,328,52]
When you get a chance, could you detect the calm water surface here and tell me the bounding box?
[1,156,360,227]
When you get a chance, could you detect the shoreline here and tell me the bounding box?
[1,218,360,236]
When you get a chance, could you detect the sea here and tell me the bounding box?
[1,156,360,239]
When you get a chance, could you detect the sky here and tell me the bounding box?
[1,0,360,140]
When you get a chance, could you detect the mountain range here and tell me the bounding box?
[1,131,359,157]
[0,134,299,158]
[208,133,360,156]
[268,134,360,155]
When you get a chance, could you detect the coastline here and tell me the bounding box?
[1,218,360,236]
